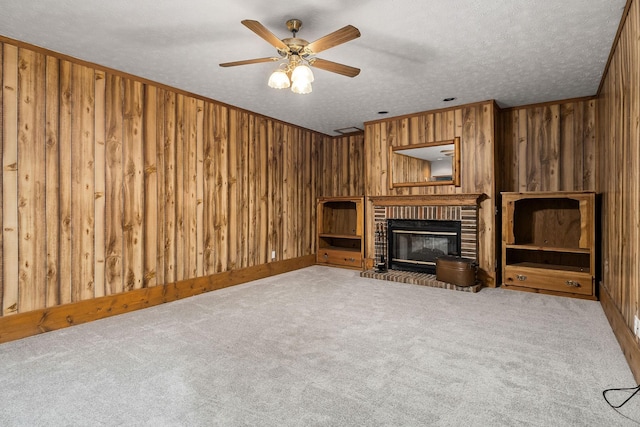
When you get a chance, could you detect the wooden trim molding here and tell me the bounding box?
[499,95,597,113]
[369,194,485,207]
[0,255,315,344]
[364,99,498,127]
[597,0,634,96]
[600,284,640,383]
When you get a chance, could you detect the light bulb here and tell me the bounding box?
[291,64,314,84]
[268,70,290,89]
[291,79,312,94]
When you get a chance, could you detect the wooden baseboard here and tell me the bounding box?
[600,284,640,384]
[0,255,315,344]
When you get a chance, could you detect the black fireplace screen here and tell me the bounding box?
[387,219,461,273]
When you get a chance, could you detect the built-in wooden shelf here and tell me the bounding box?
[318,233,362,240]
[501,191,596,300]
[505,244,591,254]
[317,197,364,270]
[369,193,484,207]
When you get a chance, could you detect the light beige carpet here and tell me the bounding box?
[1,265,638,426]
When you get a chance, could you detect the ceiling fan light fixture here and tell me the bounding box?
[268,69,290,89]
[221,19,360,95]
[291,79,312,94]
[291,63,314,84]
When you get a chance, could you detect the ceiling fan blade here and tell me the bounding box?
[309,58,360,77]
[241,19,289,51]
[219,57,280,67]
[306,25,360,54]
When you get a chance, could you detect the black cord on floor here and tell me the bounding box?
[603,384,640,409]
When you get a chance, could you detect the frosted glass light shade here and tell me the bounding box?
[291,64,314,84]
[291,79,312,94]
[268,70,290,89]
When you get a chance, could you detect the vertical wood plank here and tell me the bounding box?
[572,101,585,191]
[295,128,303,255]
[272,122,282,261]
[163,91,176,283]
[94,70,106,297]
[583,99,596,190]
[122,78,143,291]
[301,133,310,253]
[282,125,293,260]
[560,103,575,190]
[248,115,257,264]
[266,120,275,260]
[215,104,229,272]
[143,85,157,287]
[461,106,477,191]
[258,117,269,263]
[18,49,46,311]
[2,45,19,314]
[525,108,541,191]
[155,88,165,286]
[501,109,516,192]
[239,112,249,268]
[71,64,95,302]
[58,60,72,304]
[105,74,123,295]
[185,96,197,278]
[203,103,216,274]
[44,55,60,307]
[196,99,205,277]
[310,134,319,252]
[547,105,561,191]
[226,108,238,270]
[517,109,528,191]
[174,94,185,280]
[339,133,349,194]
[330,136,339,195]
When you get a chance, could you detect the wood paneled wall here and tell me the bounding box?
[0,40,320,317]
[597,0,640,379]
[317,132,365,197]
[499,98,597,193]
[364,101,497,286]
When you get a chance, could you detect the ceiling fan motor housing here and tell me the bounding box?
[280,38,310,57]
[286,19,303,34]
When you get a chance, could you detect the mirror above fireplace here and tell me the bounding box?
[389,137,460,188]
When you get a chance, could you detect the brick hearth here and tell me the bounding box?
[360,269,481,293]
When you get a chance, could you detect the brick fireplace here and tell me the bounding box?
[362,194,483,292]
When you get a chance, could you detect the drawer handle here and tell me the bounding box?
[346,257,355,262]
[323,253,328,259]
[565,280,581,287]
[516,274,527,281]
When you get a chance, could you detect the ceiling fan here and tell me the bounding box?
[220,19,361,94]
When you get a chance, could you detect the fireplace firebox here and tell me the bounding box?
[387,219,461,274]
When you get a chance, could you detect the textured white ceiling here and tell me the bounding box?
[0,0,626,135]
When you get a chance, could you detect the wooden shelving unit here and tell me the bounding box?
[501,191,596,300]
[316,197,364,269]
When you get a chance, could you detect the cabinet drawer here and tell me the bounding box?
[504,265,593,296]
[317,249,362,268]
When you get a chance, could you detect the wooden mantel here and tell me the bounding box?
[369,194,485,207]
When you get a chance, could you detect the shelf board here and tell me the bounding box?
[318,245,361,253]
[319,233,361,240]
[506,262,590,273]
[505,244,590,254]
